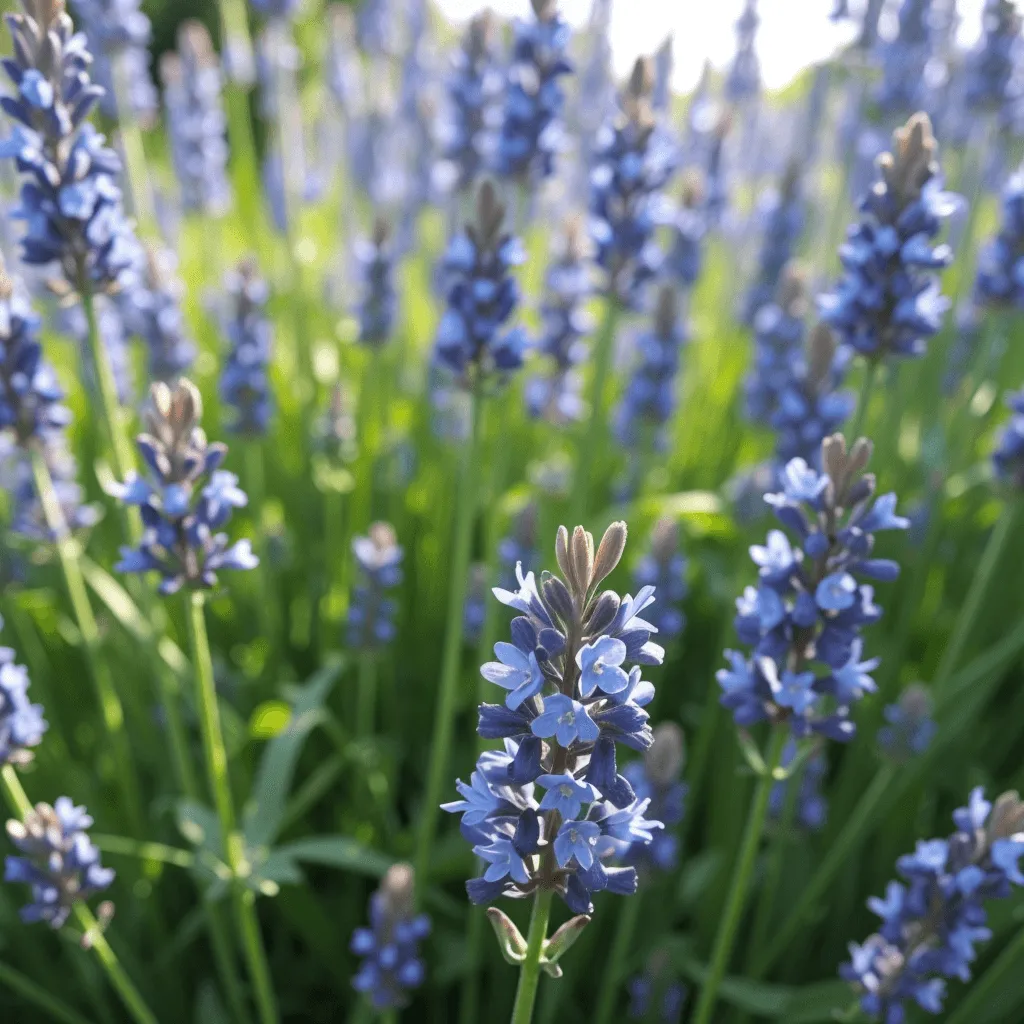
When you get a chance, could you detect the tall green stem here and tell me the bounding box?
[79,282,134,484]
[593,890,643,1024]
[29,449,142,835]
[0,768,158,1024]
[357,652,378,736]
[691,728,787,1024]
[932,502,1020,698]
[510,888,554,1024]
[849,360,880,442]
[185,593,279,1024]
[413,391,484,901]
[572,299,621,525]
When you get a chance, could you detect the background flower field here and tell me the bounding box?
[1,0,1024,1022]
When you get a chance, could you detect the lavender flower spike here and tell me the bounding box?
[220,258,274,436]
[0,643,47,767]
[0,0,141,295]
[717,435,909,742]
[841,789,1024,1022]
[819,113,959,362]
[5,798,115,928]
[348,522,403,649]
[444,521,667,916]
[112,379,258,595]
[434,180,528,388]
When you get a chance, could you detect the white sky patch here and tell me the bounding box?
[433,0,991,93]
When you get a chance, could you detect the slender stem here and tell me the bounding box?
[849,360,879,442]
[751,763,895,977]
[185,592,279,1024]
[77,283,135,494]
[945,922,1024,1024]
[245,441,280,657]
[0,960,93,1024]
[510,888,554,1024]
[74,905,159,1024]
[413,390,485,902]
[593,891,643,1024]
[932,502,1020,698]
[92,835,195,869]
[357,652,378,736]
[691,728,787,1024]
[572,299,621,525]
[29,449,143,836]
[0,770,158,1024]
[459,907,487,1024]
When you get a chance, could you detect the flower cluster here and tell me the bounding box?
[743,166,805,324]
[768,737,828,832]
[113,379,258,595]
[717,435,909,741]
[4,798,114,928]
[965,0,1021,112]
[220,259,274,436]
[122,246,196,383]
[355,218,398,348]
[992,389,1024,489]
[589,57,675,307]
[819,113,957,362]
[443,522,667,915]
[744,264,809,429]
[160,21,232,218]
[772,322,853,470]
[0,0,140,294]
[434,181,528,387]
[632,518,687,641]
[250,0,304,21]
[498,502,540,592]
[975,164,1024,308]
[628,956,687,1022]
[619,723,687,875]
[875,0,935,115]
[441,11,502,193]
[351,864,431,1011]
[841,788,1024,1022]
[526,216,592,425]
[724,0,761,103]
[68,0,155,124]
[878,684,936,763]
[614,286,688,450]
[348,522,403,649]
[496,0,573,184]
[0,640,47,767]
[0,269,98,541]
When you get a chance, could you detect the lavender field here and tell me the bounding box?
[1,0,1024,1021]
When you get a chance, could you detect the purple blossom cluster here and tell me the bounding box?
[443,522,667,915]
[842,788,1024,1022]
[718,436,909,741]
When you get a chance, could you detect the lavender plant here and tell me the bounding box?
[443,521,666,1018]
[0,637,47,767]
[348,522,403,649]
[220,258,274,436]
[355,218,398,348]
[841,788,1024,1022]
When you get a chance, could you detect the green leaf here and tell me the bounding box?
[242,657,345,850]
[249,700,292,739]
[780,980,856,1023]
[277,835,393,878]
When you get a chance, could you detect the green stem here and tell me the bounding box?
[357,652,378,736]
[74,905,159,1024]
[945,924,1024,1024]
[380,1011,399,1024]
[510,888,554,1024]
[0,960,93,1024]
[572,299,621,525]
[92,835,195,869]
[413,390,485,901]
[79,282,135,485]
[751,763,895,977]
[593,890,643,1024]
[0,769,158,1024]
[185,592,279,1024]
[29,449,143,836]
[245,441,280,657]
[692,728,787,1024]
[849,360,880,442]
[932,502,1020,698]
